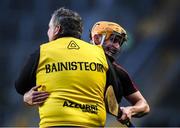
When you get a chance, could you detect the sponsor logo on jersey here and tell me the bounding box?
[63,100,98,114]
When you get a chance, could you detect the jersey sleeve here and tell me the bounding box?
[15,48,40,95]
[113,62,138,96]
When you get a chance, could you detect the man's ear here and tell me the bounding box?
[54,25,61,36]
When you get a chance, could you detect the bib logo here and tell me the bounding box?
[63,100,98,114]
[67,40,80,49]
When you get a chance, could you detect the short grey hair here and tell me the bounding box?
[52,7,83,39]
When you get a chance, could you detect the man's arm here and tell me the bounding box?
[15,48,49,106]
[112,61,150,123]
[24,85,49,106]
[126,91,150,117]
[15,49,40,95]
[119,91,150,123]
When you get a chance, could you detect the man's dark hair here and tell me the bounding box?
[52,7,83,39]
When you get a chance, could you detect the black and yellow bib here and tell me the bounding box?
[36,37,108,127]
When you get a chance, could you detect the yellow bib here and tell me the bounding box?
[36,37,108,127]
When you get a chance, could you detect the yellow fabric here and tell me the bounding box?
[36,37,108,127]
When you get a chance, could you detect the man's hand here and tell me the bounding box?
[118,106,132,124]
[23,85,49,106]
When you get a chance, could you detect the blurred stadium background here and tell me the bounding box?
[0,0,180,127]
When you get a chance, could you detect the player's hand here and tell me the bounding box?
[23,85,49,106]
[118,106,132,124]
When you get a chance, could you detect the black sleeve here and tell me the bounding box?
[113,62,138,96]
[15,48,40,95]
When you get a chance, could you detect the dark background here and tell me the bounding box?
[0,0,180,126]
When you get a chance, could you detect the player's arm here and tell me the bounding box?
[118,91,150,124]
[118,68,150,119]
[124,91,150,118]
[15,49,40,95]
[24,85,49,106]
[113,62,150,123]
[15,48,49,106]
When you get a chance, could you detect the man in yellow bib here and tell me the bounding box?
[15,7,109,127]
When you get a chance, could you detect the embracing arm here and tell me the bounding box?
[23,85,49,106]
[15,48,49,106]
[15,49,40,95]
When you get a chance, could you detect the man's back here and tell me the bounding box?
[36,37,108,127]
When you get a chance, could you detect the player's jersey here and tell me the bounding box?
[36,37,108,127]
[105,56,138,104]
